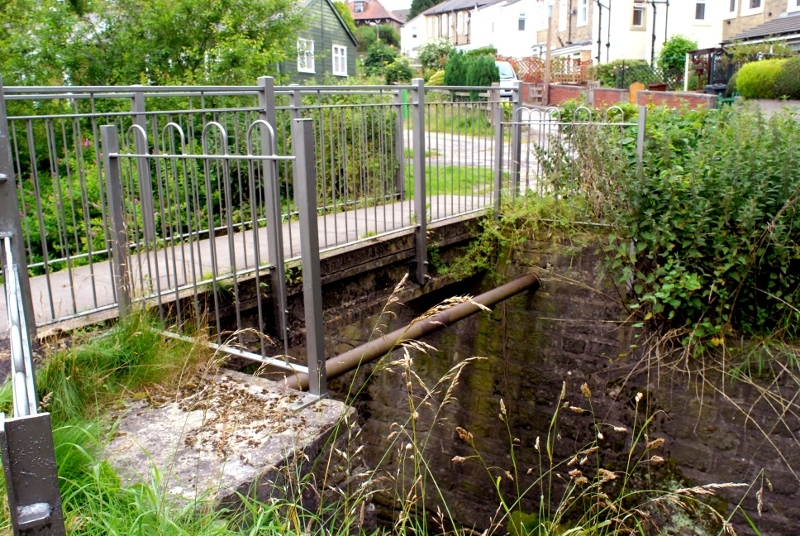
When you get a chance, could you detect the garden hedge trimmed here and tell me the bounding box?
[734,57,800,99]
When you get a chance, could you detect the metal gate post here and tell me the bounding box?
[410,78,427,286]
[291,118,326,397]
[394,90,406,201]
[0,77,36,343]
[492,85,504,218]
[636,105,647,166]
[101,125,131,318]
[510,81,523,197]
[131,88,156,242]
[257,77,289,353]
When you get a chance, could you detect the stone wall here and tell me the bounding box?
[327,235,800,534]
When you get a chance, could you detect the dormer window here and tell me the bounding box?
[354,1,365,13]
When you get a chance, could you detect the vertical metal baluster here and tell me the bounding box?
[411,78,427,286]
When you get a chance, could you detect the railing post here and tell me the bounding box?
[410,78,427,286]
[0,76,36,344]
[101,125,131,318]
[394,90,406,201]
[510,80,522,197]
[131,88,156,242]
[636,105,647,166]
[257,76,289,354]
[492,85,504,218]
[291,118,326,398]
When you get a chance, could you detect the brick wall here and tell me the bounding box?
[636,89,716,109]
[592,87,627,108]
[548,84,585,106]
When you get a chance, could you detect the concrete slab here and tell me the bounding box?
[105,370,352,504]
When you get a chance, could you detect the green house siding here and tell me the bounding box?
[281,0,358,83]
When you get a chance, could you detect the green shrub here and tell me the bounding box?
[736,58,787,99]
[444,50,467,86]
[464,46,497,57]
[427,69,445,86]
[465,55,499,100]
[385,57,414,84]
[417,39,453,71]
[592,59,648,87]
[362,42,398,76]
[725,71,738,97]
[774,56,800,100]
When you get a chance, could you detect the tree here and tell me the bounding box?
[1,0,305,86]
[355,24,400,52]
[408,0,444,20]
[658,35,697,73]
[444,51,467,86]
[362,42,398,76]
[465,55,499,99]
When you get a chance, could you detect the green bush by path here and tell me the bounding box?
[774,56,800,100]
[736,59,787,99]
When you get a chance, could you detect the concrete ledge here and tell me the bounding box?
[105,370,353,504]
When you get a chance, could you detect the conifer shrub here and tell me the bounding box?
[735,58,787,99]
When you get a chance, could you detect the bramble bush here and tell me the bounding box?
[538,105,800,348]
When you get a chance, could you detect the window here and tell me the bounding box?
[749,0,760,8]
[729,0,736,12]
[632,5,644,26]
[578,0,588,26]
[558,0,567,31]
[458,12,463,34]
[297,39,314,73]
[518,12,526,31]
[412,26,417,38]
[695,1,705,18]
[332,45,347,76]
[790,0,800,11]
[354,1,364,12]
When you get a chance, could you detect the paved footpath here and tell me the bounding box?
[0,194,490,338]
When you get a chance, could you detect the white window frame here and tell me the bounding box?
[723,0,736,19]
[558,0,567,31]
[695,1,706,19]
[297,39,315,73]
[458,11,463,34]
[741,0,763,16]
[354,1,364,12]
[789,0,800,13]
[577,0,588,27]
[632,5,644,27]
[332,45,347,76]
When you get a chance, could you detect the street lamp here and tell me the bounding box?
[645,0,669,65]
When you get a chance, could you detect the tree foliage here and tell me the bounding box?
[333,1,358,35]
[408,0,443,20]
[1,0,304,86]
[417,39,453,71]
[354,24,400,52]
[444,51,467,86]
[658,34,697,72]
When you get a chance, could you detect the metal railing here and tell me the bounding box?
[0,77,518,332]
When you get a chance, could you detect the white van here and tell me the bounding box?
[496,61,518,100]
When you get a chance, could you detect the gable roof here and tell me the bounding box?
[393,8,410,22]
[301,0,358,45]
[725,12,800,42]
[349,0,404,24]
[423,0,504,15]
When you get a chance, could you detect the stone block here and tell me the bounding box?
[668,441,713,472]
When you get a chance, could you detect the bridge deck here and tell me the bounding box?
[0,194,491,337]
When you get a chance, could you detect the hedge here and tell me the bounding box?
[736,58,788,99]
[774,56,800,100]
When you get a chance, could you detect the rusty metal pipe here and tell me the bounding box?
[285,272,540,391]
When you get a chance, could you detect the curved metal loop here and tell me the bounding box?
[545,106,562,122]
[201,121,230,156]
[572,106,593,123]
[125,124,150,153]
[246,120,278,156]
[604,105,627,124]
[160,122,188,155]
